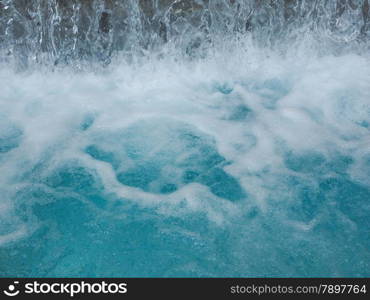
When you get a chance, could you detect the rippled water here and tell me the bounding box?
[0,0,369,277]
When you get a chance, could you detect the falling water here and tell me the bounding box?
[0,0,369,277]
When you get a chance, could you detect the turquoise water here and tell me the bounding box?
[1,0,370,278]
[0,53,369,277]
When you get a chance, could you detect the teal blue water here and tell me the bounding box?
[0,54,370,277]
[1,149,369,277]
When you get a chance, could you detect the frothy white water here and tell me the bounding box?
[0,43,369,276]
[1,47,369,221]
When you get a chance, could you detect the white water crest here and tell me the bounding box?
[0,0,369,277]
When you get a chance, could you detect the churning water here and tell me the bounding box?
[0,0,369,277]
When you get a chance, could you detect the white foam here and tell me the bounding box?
[0,42,369,239]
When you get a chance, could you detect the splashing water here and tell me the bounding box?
[0,0,369,277]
